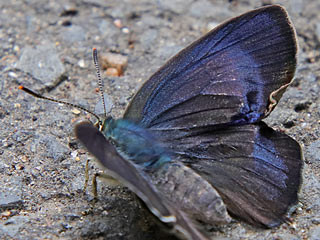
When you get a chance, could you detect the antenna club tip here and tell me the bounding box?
[18,85,24,90]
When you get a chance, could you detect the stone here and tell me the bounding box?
[16,43,65,87]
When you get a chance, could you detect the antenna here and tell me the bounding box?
[18,48,111,128]
[92,48,107,119]
[18,85,101,122]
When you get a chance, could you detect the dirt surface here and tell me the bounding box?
[1,0,319,239]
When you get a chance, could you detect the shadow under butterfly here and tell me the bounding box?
[20,4,303,240]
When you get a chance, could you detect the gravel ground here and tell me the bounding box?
[1,0,319,239]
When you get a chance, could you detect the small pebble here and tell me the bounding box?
[122,27,130,34]
[77,59,85,68]
[72,109,81,115]
[2,210,11,218]
[113,19,122,28]
[13,45,20,52]
[8,72,18,78]
[16,164,24,170]
[71,150,78,158]
[312,218,320,224]
[100,52,128,76]
[106,67,119,77]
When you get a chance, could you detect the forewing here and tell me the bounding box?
[75,122,208,240]
[124,5,297,129]
[154,122,303,228]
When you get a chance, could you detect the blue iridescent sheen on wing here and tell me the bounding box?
[122,5,302,228]
[124,5,297,129]
[153,122,302,227]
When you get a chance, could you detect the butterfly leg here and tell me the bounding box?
[92,172,99,198]
[92,172,121,198]
[83,158,119,198]
[83,159,90,193]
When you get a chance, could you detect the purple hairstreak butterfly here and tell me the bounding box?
[19,5,303,240]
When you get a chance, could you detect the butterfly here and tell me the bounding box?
[20,4,303,240]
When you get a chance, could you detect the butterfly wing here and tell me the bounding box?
[75,122,209,240]
[123,4,301,227]
[153,122,302,228]
[124,5,297,129]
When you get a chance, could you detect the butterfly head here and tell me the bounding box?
[93,116,113,133]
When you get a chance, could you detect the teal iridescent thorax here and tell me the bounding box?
[101,118,171,170]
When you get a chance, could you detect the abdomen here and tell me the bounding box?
[148,162,231,225]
